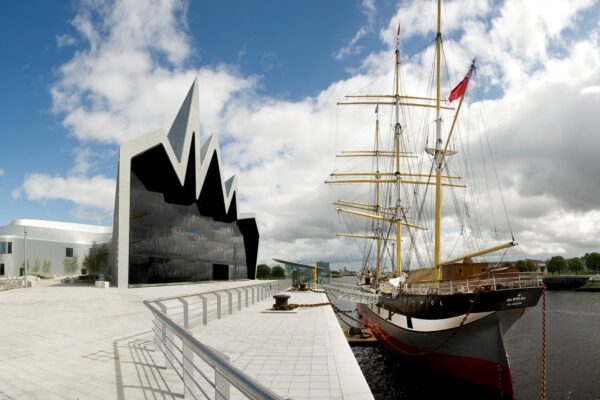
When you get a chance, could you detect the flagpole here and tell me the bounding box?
[441,60,476,164]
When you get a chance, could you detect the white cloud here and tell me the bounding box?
[21,0,600,268]
[333,0,377,60]
[0,168,4,177]
[13,173,115,213]
[381,0,492,47]
[56,34,77,47]
[51,0,254,144]
[581,85,600,95]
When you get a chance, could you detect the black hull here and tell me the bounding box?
[378,286,543,320]
[358,287,543,398]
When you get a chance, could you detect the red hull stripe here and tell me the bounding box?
[369,321,514,398]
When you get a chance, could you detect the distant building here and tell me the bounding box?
[527,259,546,273]
[273,258,332,286]
[316,261,330,275]
[0,219,112,278]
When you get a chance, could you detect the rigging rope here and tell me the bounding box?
[473,70,516,239]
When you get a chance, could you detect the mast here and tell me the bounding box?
[328,22,435,282]
[375,106,382,284]
[394,29,402,278]
[434,0,443,279]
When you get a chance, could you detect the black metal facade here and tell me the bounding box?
[127,139,257,284]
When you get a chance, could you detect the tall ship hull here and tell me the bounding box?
[357,284,542,397]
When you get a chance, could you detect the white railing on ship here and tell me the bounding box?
[400,273,543,296]
[320,283,379,304]
[143,279,291,400]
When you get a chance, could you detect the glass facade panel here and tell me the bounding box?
[0,242,11,254]
[129,171,247,285]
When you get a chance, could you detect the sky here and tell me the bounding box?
[2,0,600,269]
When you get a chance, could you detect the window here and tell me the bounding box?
[0,242,12,254]
[66,247,74,258]
[0,264,4,275]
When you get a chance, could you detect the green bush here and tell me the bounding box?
[256,264,271,279]
[83,244,110,277]
[271,265,285,279]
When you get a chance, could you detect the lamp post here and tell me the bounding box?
[23,227,28,285]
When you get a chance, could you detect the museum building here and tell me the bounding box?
[112,79,258,287]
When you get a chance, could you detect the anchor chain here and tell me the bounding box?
[330,302,382,329]
[277,302,332,310]
[540,285,547,400]
[497,363,504,399]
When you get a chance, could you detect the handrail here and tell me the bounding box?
[400,272,543,295]
[144,300,283,400]
[143,280,292,399]
[146,279,289,304]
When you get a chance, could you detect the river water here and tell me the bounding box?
[332,278,600,399]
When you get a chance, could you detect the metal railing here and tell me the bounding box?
[400,272,544,295]
[323,273,543,304]
[320,283,379,304]
[145,280,291,329]
[144,280,291,399]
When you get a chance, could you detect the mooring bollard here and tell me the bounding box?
[272,294,291,310]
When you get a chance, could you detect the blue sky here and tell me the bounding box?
[0,0,392,223]
[2,0,600,265]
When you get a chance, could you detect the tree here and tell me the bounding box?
[547,256,567,275]
[585,252,600,274]
[63,256,79,275]
[568,257,584,274]
[271,265,285,279]
[82,244,110,277]
[256,264,271,279]
[42,260,51,275]
[515,260,535,272]
[31,258,41,274]
[515,260,527,272]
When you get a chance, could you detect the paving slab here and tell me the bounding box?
[0,280,373,399]
[0,279,270,399]
[188,291,373,400]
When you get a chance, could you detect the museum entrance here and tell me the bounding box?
[212,264,229,280]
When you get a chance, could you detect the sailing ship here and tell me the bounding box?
[325,1,543,397]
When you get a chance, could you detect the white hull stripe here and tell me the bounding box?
[367,304,494,332]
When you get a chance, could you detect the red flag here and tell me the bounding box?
[396,22,400,38]
[448,68,473,102]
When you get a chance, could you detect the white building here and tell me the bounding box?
[0,219,112,278]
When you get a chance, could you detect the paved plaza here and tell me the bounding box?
[0,279,372,400]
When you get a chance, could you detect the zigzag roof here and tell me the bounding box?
[119,78,251,220]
